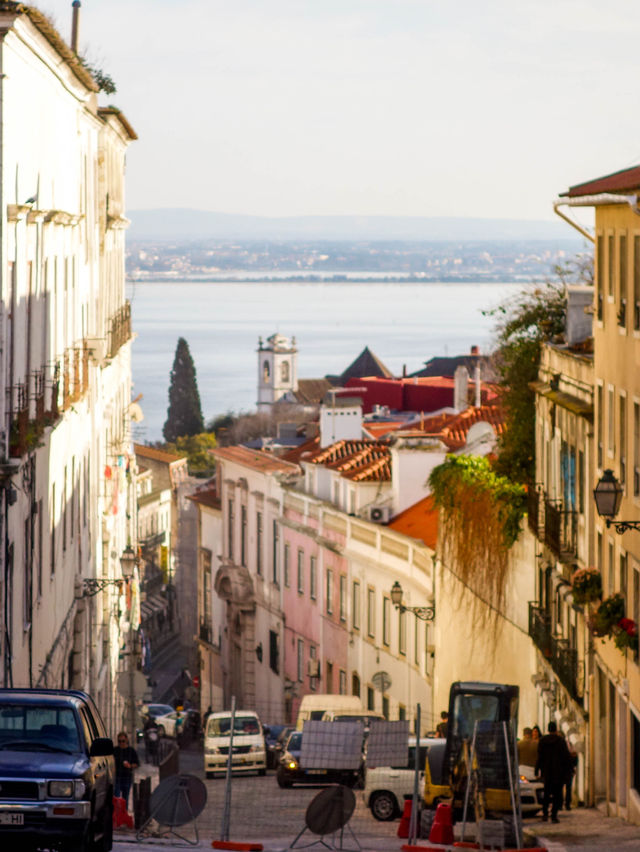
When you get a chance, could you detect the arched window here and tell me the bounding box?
[263,360,270,383]
[281,361,290,383]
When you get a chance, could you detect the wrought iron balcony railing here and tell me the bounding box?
[199,621,213,644]
[529,602,580,703]
[544,498,577,560]
[107,301,132,359]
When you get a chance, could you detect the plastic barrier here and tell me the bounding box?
[429,802,454,845]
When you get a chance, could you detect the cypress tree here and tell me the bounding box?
[163,337,204,442]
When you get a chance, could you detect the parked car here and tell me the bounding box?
[0,687,115,851]
[153,709,186,739]
[264,724,292,769]
[204,710,266,777]
[143,703,175,721]
[276,731,361,788]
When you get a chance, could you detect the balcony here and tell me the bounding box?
[107,301,132,359]
[544,498,577,561]
[529,602,580,702]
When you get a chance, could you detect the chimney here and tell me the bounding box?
[470,345,479,356]
[474,365,482,408]
[453,366,469,412]
[71,1,81,53]
[402,364,407,377]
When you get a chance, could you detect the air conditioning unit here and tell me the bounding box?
[368,505,391,524]
[307,659,320,678]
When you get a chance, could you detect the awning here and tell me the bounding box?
[140,593,169,620]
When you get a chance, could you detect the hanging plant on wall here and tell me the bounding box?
[570,567,602,606]
[428,455,526,631]
[589,593,639,653]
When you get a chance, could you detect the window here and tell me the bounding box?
[50,484,56,576]
[608,234,615,297]
[352,581,361,630]
[399,705,406,721]
[608,541,615,596]
[634,567,640,665]
[281,361,290,382]
[310,556,317,600]
[326,661,333,693]
[269,630,279,674]
[414,618,420,664]
[263,360,270,383]
[597,234,604,321]
[339,670,346,695]
[272,520,279,584]
[619,233,628,327]
[62,465,67,552]
[608,388,615,454]
[326,569,333,614]
[297,639,304,681]
[382,596,391,646]
[36,499,42,599]
[634,236,640,330]
[256,511,263,575]
[399,609,406,656]
[333,481,339,506]
[24,518,32,628]
[297,549,304,594]
[284,544,290,587]
[352,672,360,697]
[620,396,627,488]
[339,575,347,621]
[367,686,374,711]
[241,505,247,566]
[228,499,234,560]
[309,646,317,691]
[367,587,375,638]
[635,403,640,497]
[597,385,604,468]
[620,553,628,600]
[578,449,585,514]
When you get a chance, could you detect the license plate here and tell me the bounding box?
[306,769,327,775]
[0,813,24,825]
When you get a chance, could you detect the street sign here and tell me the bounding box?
[372,671,392,692]
[117,670,147,700]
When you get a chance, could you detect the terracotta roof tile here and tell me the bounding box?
[134,443,187,464]
[306,440,391,482]
[212,445,300,474]
[564,165,640,198]
[281,436,320,465]
[188,487,221,510]
[389,495,438,549]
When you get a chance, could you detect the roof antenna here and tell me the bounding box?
[71,0,81,53]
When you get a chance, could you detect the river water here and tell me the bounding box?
[126,280,517,441]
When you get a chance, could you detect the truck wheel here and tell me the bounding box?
[370,790,398,821]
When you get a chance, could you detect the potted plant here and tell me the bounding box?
[589,593,625,637]
[613,617,639,653]
[571,567,602,605]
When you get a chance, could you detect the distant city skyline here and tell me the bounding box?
[41,0,638,225]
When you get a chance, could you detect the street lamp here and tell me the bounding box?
[81,544,137,596]
[390,581,435,621]
[593,469,640,534]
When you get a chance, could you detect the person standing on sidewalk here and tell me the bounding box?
[113,731,140,809]
[535,721,572,823]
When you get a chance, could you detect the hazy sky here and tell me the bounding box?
[40,0,640,220]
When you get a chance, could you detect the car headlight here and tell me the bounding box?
[249,745,262,753]
[48,780,74,798]
[205,747,219,755]
[287,760,298,770]
[74,780,86,798]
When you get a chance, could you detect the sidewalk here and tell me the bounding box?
[524,805,640,849]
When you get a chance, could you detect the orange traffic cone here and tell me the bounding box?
[429,802,454,845]
[398,797,413,839]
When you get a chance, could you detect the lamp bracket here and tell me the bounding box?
[81,577,124,597]
[606,519,640,534]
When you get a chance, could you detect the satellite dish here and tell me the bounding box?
[305,786,356,836]
[372,671,392,692]
[129,402,144,423]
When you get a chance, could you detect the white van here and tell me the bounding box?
[204,710,266,777]
[295,694,364,731]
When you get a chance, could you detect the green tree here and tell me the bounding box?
[484,255,593,484]
[163,338,204,442]
[164,432,217,477]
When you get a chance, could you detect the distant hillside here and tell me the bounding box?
[127,209,578,242]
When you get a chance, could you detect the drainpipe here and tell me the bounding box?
[553,193,640,243]
[71,1,81,54]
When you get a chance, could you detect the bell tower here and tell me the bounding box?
[257,333,298,410]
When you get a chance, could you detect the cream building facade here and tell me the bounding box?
[0,4,137,733]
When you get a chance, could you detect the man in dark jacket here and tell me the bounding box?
[113,731,140,809]
[535,721,572,823]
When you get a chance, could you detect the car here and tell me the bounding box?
[276,731,361,789]
[263,724,292,769]
[153,709,186,739]
[143,703,175,721]
[0,687,115,851]
[204,710,266,777]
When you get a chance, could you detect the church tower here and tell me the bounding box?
[257,333,298,410]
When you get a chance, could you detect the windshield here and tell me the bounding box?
[287,732,302,751]
[0,704,81,752]
[207,715,261,736]
[452,694,500,739]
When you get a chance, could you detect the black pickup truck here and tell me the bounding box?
[0,688,115,851]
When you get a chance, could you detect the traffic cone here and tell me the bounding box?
[397,797,413,839]
[429,802,454,845]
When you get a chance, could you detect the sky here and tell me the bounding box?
[39,0,640,222]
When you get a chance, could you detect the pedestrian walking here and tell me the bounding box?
[436,711,449,738]
[517,726,538,767]
[535,721,572,823]
[113,731,140,809]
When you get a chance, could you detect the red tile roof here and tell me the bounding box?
[564,165,640,198]
[383,404,504,450]
[188,486,221,510]
[281,436,321,465]
[212,446,300,474]
[363,421,407,440]
[389,495,438,550]
[134,443,187,464]
[306,440,391,482]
